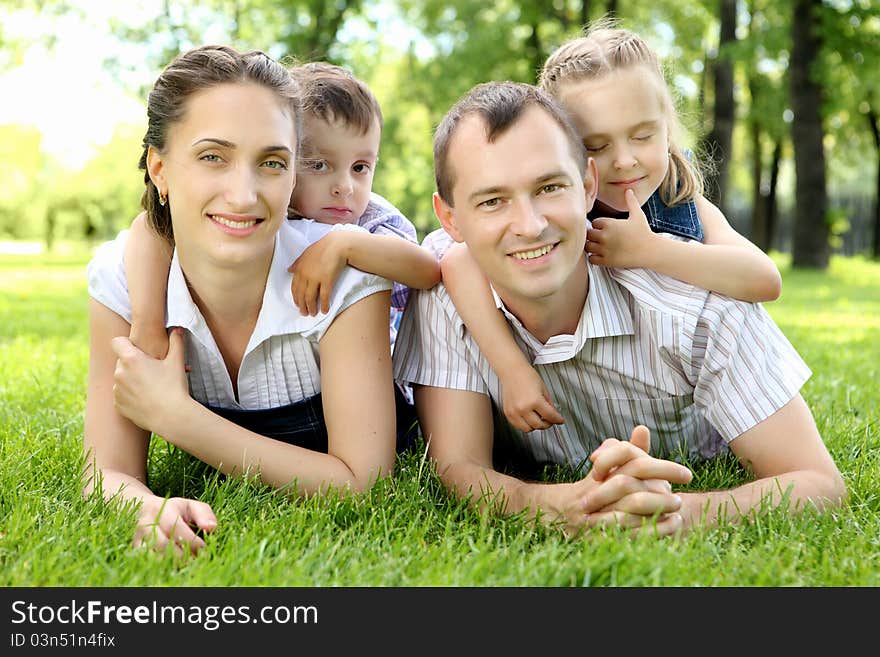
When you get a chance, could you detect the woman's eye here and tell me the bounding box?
[200,153,222,162]
[263,160,288,170]
[540,184,562,194]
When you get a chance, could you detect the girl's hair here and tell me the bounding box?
[139,45,303,243]
[539,21,703,206]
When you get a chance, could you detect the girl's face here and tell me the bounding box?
[556,66,670,212]
[148,82,297,267]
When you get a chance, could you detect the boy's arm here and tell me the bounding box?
[587,190,782,302]
[441,243,564,432]
[124,212,173,358]
[289,228,440,316]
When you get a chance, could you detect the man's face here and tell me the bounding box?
[435,106,596,306]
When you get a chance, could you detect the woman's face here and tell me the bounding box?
[148,82,297,267]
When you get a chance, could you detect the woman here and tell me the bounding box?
[83,45,397,555]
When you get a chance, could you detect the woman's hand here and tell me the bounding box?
[111,327,190,436]
[134,495,217,556]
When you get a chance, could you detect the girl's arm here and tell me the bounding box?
[110,291,397,496]
[441,243,564,433]
[84,300,216,555]
[587,189,782,302]
[123,212,173,358]
[290,229,441,316]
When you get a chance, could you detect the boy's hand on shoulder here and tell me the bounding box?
[288,231,351,316]
[501,365,565,432]
[587,189,658,269]
[129,322,170,359]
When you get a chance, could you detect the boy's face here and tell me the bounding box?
[290,115,380,224]
[434,106,596,307]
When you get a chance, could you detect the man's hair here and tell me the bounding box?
[139,45,302,244]
[433,81,586,205]
[288,61,383,135]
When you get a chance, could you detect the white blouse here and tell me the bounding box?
[88,220,392,410]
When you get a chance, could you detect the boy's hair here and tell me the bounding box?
[539,20,703,206]
[139,45,302,243]
[433,81,586,206]
[288,62,383,135]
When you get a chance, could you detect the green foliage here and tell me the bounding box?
[0,252,878,585]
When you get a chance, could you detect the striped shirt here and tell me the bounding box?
[88,220,392,411]
[393,228,810,468]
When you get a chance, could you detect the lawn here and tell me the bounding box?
[1,250,878,586]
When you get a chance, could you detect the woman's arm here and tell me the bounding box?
[111,291,397,496]
[587,190,782,302]
[84,300,215,554]
[123,212,174,358]
[441,243,564,432]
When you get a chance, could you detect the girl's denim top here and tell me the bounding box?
[589,188,704,242]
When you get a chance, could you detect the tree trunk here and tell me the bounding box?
[767,139,782,251]
[749,120,769,251]
[581,1,591,28]
[790,0,829,269]
[868,108,880,259]
[702,0,737,215]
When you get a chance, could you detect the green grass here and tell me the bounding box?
[1,250,878,586]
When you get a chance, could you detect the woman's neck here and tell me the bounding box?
[176,246,275,397]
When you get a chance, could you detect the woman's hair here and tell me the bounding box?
[139,45,303,243]
[539,20,703,206]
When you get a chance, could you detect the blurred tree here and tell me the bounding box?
[699,0,736,215]
[790,0,828,268]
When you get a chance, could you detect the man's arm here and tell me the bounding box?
[414,385,690,536]
[677,394,846,529]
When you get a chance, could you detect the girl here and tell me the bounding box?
[84,46,397,556]
[440,22,782,433]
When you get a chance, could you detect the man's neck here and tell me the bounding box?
[496,255,590,344]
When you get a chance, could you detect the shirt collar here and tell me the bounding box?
[165,221,317,349]
[489,261,634,365]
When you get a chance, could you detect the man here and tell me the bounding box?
[393,81,845,536]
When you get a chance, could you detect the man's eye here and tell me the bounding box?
[480,198,500,208]
[263,160,288,170]
[540,184,562,194]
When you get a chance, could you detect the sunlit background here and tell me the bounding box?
[1,0,877,269]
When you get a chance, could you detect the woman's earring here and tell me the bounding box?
[159,191,167,206]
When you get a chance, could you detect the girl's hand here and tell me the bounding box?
[501,365,565,432]
[587,189,659,269]
[288,232,349,316]
[111,327,189,436]
[134,495,217,556]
